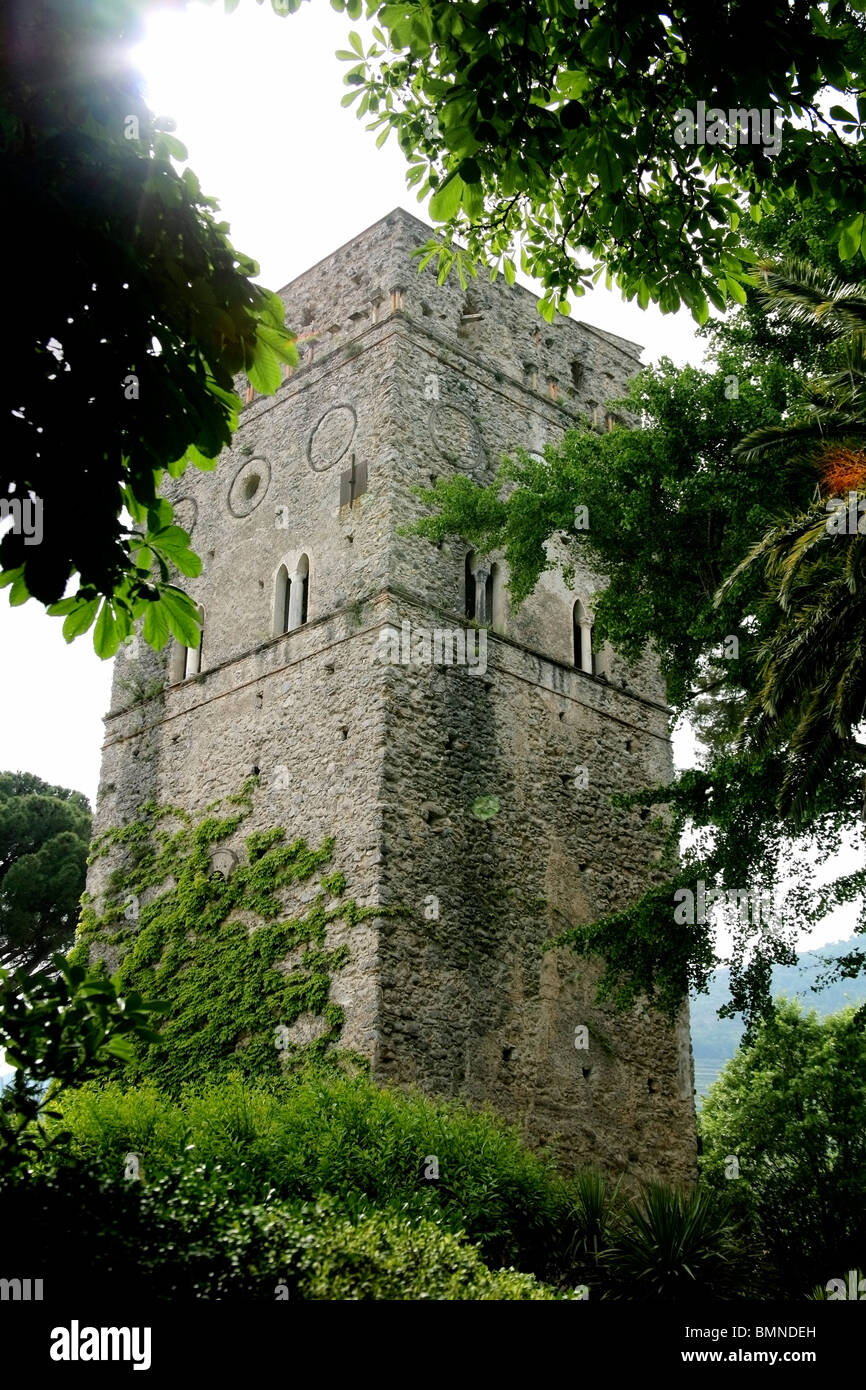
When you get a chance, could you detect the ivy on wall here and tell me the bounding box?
[73,778,386,1094]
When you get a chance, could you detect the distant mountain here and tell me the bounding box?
[690,936,866,1104]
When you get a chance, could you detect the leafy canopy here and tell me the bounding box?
[700,1000,866,1287]
[0,772,92,973]
[337,0,866,320]
[0,0,298,657]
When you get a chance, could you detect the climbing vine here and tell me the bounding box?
[73,778,387,1094]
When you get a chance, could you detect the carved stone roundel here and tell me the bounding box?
[172,497,198,536]
[428,404,485,469]
[228,457,271,518]
[308,404,357,471]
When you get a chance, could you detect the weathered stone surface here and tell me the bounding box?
[90,208,696,1186]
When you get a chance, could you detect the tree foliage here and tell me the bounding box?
[339,0,866,319]
[0,954,167,1177]
[720,260,866,818]
[411,220,866,1026]
[0,0,297,656]
[700,1000,866,1289]
[0,771,91,973]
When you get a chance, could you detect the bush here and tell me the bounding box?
[0,1163,567,1301]
[604,1183,749,1300]
[700,1000,866,1294]
[44,1071,583,1281]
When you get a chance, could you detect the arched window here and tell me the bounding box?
[274,564,291,637]
[485,563,499,629]
[464,552,477,621]
[573,600,594,674]
[288,554,309,630]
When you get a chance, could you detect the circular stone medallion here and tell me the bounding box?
[228,457,271,517]
[428,404,485,469]
[307,404,357,471]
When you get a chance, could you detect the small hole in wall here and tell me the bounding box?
[640,807,650,821]
[582,1066,591,1080]
[648,1077,659,1094]
[502,1046,514,1062]
[558,711,564,721]
[243,474,261,501]
[578,862,587,872]
[340,726,348,740]
[625,739,632,752]
[346,533,354,544]
[251,765,260,777]
[258,579,264,588]
[421,301,432,317]
[208,550,215,560]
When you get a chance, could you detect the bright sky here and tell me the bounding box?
[0,1,855,961]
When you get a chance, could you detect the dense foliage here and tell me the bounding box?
[336,0,866,319]
[0,1071,748,1299]
[0,954,166,1178]
[73,778,387,1091]
[700,1000,866,1292]
[0,771,91,971]
[0,1162,561,1301]
[0,0,297,654]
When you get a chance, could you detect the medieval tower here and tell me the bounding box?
[89,208,696,1184]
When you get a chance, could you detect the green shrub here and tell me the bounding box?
[603,1182,746,1300]
[46,1071,583,1281]
[0,1163,567,1301]
[700,1000,866,1293]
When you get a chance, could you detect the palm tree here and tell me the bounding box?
[719,260,866,817]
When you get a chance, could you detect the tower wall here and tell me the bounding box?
[89,209,696,1184]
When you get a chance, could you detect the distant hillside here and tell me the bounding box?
[690,936,866,1103]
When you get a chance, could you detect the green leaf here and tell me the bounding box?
[462,179,484,220]
[595,141,622,193]
[142,601,170,650]
[247,342,282,395]
[93,601,121,659]
[60,596,101,642]
[725,277,748,305]
[149,526,203,577]
[458,157,481,184]
[348,29,364,56]
[838,213,864,262]
[429,172,465,222]
[159,587,202,647]
[8,572,30,606]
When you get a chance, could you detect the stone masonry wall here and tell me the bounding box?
[89,208,696,1185]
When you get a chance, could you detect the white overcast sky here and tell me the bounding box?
[0,0,856,955]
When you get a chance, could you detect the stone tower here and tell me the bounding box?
[91,208,696,1184]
